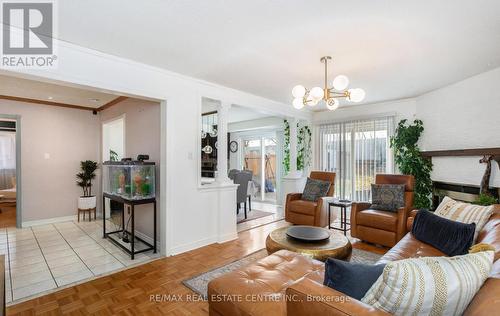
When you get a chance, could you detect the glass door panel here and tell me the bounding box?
[243,139,262,199]
[263,137,277,203]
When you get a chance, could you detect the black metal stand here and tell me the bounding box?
[102,193,157,260]
[328,200,352,236]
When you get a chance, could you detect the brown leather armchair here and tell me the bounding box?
[350,174,415,247]
[285,171,335,227]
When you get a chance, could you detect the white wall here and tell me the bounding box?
[417,67,500,187]
[0,100,100,222]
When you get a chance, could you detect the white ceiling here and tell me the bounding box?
[43,1,500,111]
[0,74,120,108]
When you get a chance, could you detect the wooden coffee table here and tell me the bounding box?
[265,226,352,262]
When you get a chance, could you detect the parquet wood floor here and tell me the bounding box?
[7,220,387,315]
[0,204,16,228]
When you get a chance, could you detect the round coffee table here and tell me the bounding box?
[265,226,352,262]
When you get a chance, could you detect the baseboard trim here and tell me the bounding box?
[218,232,238,243]
[170,236,218,255]
[22,215,78,228]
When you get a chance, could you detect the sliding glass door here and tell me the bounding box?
[318,116,395,201]
[242,136,279,203]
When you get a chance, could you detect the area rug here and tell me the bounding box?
[182,248,382,299]
[237,209,274,224]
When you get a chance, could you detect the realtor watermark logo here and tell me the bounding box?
[1,0,58,68]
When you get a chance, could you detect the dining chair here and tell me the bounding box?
[241,170,254,212]
[234,171,252,219]
[228,169,240,180]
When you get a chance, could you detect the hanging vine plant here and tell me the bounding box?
[283,119,312,173]
[390,119,433,208]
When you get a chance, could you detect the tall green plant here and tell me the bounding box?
[283,120,312,173]
[390,119,433,208]
[76,160,98,197]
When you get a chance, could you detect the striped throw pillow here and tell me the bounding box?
[361,251,494,316]
[434,196,494,241]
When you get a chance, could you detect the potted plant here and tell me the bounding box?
[76,160,98,210]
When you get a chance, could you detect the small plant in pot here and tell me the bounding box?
[76,160,98,210]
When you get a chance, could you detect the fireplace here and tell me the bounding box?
[432,180,500,209]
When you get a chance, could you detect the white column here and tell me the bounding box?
[215,102,232,184]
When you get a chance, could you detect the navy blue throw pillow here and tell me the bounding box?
[412,209,475,256]
[323,258,385,300]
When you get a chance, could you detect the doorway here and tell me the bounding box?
[0,116,20,228]
[242,136,279,203]
[102,115,125,219]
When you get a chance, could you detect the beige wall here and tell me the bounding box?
[0,99,100,222]
[99,98,161,242]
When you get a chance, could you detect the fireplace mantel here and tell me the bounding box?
[421,147,500,158]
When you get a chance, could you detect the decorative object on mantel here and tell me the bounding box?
[390,119,433,208]
[478,154,500,195]
[291,56,365,110]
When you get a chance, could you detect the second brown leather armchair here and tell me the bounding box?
[285,171,335,227]
[350,174,415,247]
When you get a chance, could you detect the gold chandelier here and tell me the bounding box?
[292,56,365,111]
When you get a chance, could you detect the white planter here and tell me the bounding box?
[78,196,97,210]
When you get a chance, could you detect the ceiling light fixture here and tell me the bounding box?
[47,96,54,100]
[292,56,365,110]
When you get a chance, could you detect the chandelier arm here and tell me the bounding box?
[324,57,328,92]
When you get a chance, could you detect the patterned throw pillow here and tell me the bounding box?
[362,251,494,316]
[370,184,405,212]
[434,196,494,242]
[302,178,331,201]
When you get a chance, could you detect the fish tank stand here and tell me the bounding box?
[102,193,156,259]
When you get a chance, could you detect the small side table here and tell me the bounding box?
[328,200,352,236]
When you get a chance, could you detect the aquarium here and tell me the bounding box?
[102,161,155,200]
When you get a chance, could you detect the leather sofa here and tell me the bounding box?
[285,171,335,227]
[350,174,415,247]
[207,206,500,316]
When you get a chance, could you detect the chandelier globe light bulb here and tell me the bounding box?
[326,98,339,111]
[310,86,324,100]
[292,85,306,98]
[348,88,366,102]
[332,75,349,90]
[293,98,305,109]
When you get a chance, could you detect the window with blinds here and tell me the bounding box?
[318,116,395,201]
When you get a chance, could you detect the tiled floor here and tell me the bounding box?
[0,220,161,304]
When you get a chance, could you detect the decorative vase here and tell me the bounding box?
[78,195,96,210]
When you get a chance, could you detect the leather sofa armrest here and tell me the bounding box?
[350,202,371,238]
[287,193,303,202]
[286,278,390,316]
[351,202,371,213]
[396,206,412,241]
[406,209,419,231]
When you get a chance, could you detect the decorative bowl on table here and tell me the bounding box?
[286,225,331,242]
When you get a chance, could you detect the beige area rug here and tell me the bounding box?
[182,248,382,299]
[237,209,274,224]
